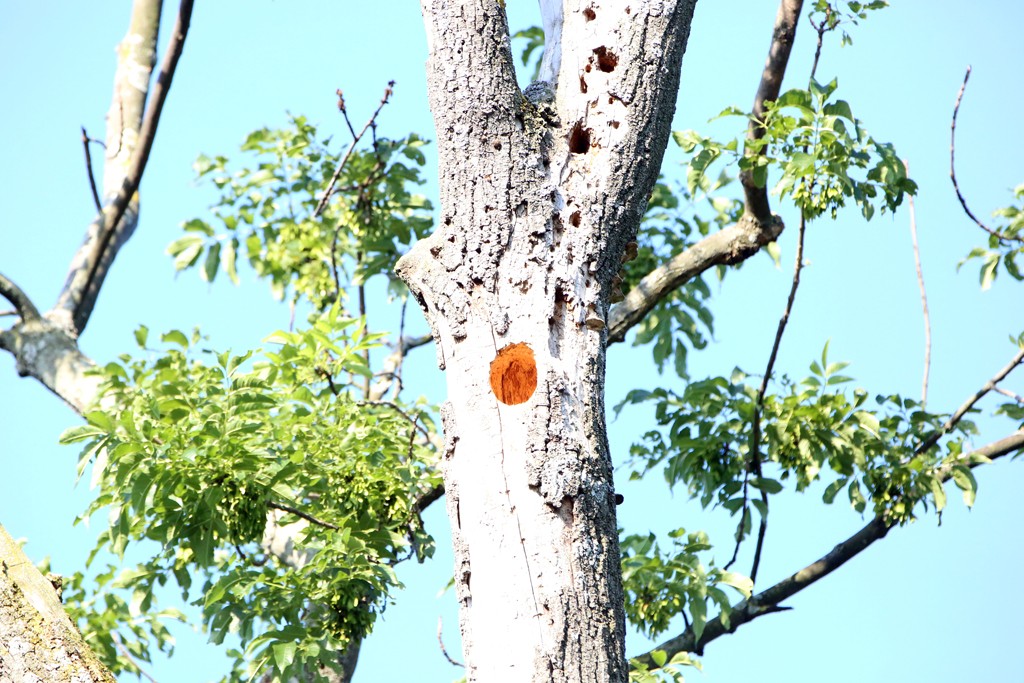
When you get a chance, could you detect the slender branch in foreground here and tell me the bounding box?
[63,0,194,334]
[0,273,41,322]
[950,67,1024,244]
[904,160,931,406]
[607,215,783,344]
[634,429,1024,667]
[914,346,1024,456]
[266,502,339,531]
[313,81,395,218]
[81,127,103,213]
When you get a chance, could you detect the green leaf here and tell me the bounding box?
[951,466,978,508]
[161,330,190,348]
[202,243,222,283]
[651,649,668,667]
[134,325,149,348]
[272,641,297,670]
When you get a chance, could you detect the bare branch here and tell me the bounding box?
[950,67,1024,244]
[314,82,395,218]
[994,386,1024,404]
[53,0,194,335]
[437,616,465,668]
[748,214,808,583]
[905,160,931,406]
[633,429,1024,667]
[81,127,103,213]
[0,273,41,322]
[267,502,340,531]
[914,346,1024,457]
[607,214,783,344]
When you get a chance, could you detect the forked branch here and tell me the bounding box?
[54,0,194,335]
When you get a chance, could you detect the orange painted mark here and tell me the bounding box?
[489,343,537,405]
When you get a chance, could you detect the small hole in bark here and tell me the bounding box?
[585,63,592,73]
[593,47,618,72]
[569,122,590,154]
[444,215,452,226]
[625,6,631,14]
[583,7,596,20]
[579,75,588,93]
[610,120,620,128]
[493,141,502,150]
[490,343,537,405]
[569,211,581,227]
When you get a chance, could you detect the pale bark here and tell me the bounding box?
[398,1,697,680]
[0,523,115,683]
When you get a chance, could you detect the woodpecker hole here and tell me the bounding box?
[490,343,538,405]
[583,7,596,20]
[569,211,581,227]
[569,122,591,154]
[493,141,502,150]
[593,47,618,72]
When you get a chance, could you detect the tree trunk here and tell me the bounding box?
[0,524,116,682]
[397,2,696,679]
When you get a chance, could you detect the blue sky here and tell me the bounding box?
[1,1,1022,681]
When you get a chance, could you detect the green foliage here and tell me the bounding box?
[621,530,751,642]
[61,313,440,681]
[169,116,432,308]
[676,77,916,222]
[961,183,1024,289]
[619,343,982,529]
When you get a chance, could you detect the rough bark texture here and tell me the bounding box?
[397,2,697,680]
[0,524,115,683]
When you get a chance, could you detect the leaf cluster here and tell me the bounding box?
[61,315,440,681]
[168,115,432,309]
[619,343,982,538]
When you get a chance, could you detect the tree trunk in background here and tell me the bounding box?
[397,2,697,679]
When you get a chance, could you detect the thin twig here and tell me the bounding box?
[0,273,41,322]
[73,0,194,332]
[267,501,340,531]
[81,127,102,212]
[993,386,1024,404]
[437,616,464,668]
[355,399,431,442]
[914,346,1024,457]
[313,81,395,218]
[950,67,1024,244]
[904,160,931,407]
[392,297,409,400]
[746,214,807,584]
[111,631,159,683]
